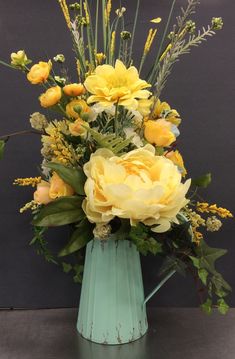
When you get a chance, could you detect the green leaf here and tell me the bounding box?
[211,273,232,292]
[0,140,6,160]
[155,147,165,156]
[159,256,186,277]
[217,299,229,315]
[73,264,84,283]
[190,256,200,269]
[191,173,212,188]
[62,262,73,273]
[198,268,208,286]
[201,298,213,315]
[58,219,93,257]
[110,219,131,241]
[215,288,228,298]
[32,196,84,227]
[195,240,227,275]
[128,224,162,256]
[46,162,86,195]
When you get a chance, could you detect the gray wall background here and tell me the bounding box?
[0,0,234,309]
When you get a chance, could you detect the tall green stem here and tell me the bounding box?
[95,0,99,51]
[114,103,119,136]
[128,0,140,65]
[147,0,176,83]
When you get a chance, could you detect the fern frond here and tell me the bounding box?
[86,126,132,155]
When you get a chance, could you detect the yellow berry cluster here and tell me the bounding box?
[14,177,42,187]
[197,202,233,219]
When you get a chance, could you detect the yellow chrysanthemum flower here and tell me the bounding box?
[84,60,152,114]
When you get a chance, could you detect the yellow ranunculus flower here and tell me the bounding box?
[11,50,30,67]
[34,180,52,205]
[66,99,91,119]
[153,99,181,126]
[84,59,152,113]
[27,61,52,84]
[166,150,187,177]
[49,172,74,199]
[39,86,62,108]
[69,119,89,137]
[144,118,176,147]
[63,83,86,97]
[82,145,191,233]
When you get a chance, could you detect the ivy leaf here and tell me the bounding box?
[109,219,131,241]
[198,268,208,286]
[195,240,227,275]
[191,173,212,188]
[62,262,73,273]
[211,272,232,293]
[0,140,6,160]
[46,162,86,195]
[32,196,84,227]
[128,224,162,255]
[215,288,228,298]
[201,298,213,315]
[189,256,200,269]
[159,256,186,277]
[58,219,93,257]
[217,299,229,315]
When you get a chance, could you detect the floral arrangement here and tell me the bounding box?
[0,0,233,314]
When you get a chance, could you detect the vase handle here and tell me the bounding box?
[143,269,176,306]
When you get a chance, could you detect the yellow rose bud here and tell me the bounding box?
[69,119,89,137]
[144,118,176,147]
[49,172,74,199]
[11,50,30,67]
[39,86,62,108]
[153,99,181,126]
[66,99,91,119]
[166,150,187,177]
[63,83,86,97]
[27,61,52,84]
[34,180,52,205]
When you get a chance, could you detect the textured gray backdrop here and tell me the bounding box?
[0,0,234,309]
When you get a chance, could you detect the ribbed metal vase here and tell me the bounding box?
[77,238,148,345]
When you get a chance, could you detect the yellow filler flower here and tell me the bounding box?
[84,60,152,112]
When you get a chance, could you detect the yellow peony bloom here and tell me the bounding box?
[66,99,91,119]
[82,145,191,233]
[39,86,62,108]
[144,118,176,147]
[69,119,89,137]
[27,61,52,84]
[84,59,152,113]
[49,172,74,200]
[152,99,181,126]
[166,150,187,177]
[34,180,52,205]
[63,83,86,97]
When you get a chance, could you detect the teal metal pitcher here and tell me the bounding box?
[77,238,175,345]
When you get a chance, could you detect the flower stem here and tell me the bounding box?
[114,103,119,136]
[0,130,41,140]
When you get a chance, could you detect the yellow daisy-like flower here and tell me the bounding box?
[84,60,152,114]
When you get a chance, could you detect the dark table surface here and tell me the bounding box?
[0,308,234,359]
